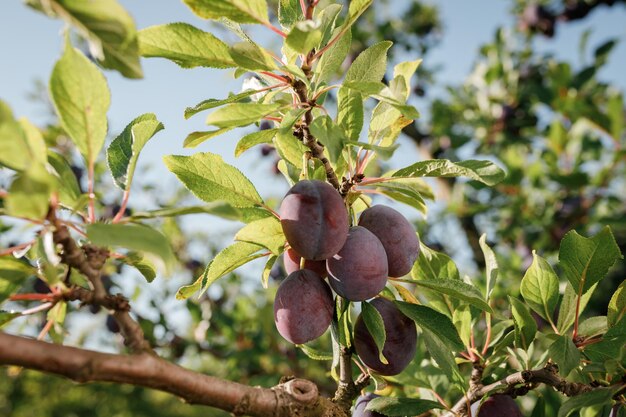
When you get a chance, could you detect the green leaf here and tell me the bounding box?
[0,257,36,303]
[394,301,464,351]
[107,113,164,190]
[86,223,175,270]
[234,216,285,255]
[286,20,322,54]
[309,116,346,165]
[608,280,626,328]
[297,343,333,361]
[399,278,492,313]
[18,119,47,166]
[47,151,81,207]
[229,41,277,71]
[393,59,422,101]
[130,203,269,223]
[578,316,607,338]
[548,334,580,377]
[557,282,597,333]
[164,152,263,208]
[453,306,472,347]
[335,0,373,41]
[138,23,235,69]
[50,36,110,165]
[479,234,499,299]
[421,327,464,386]
[185,90,259,119]
[29,0,142,78]
[273,129,308,168]
[0,311,21,328]
[235,129,277,157]
[206,103,284,128]
[183,0,269,24]
[366,397,444,416]
[509,296,537,350]
[337,87,363,141]
[368,102,411,148]
[374,178,432,214]
[278,0,299,28]
[608,92,623,140]
[345,41,392,83]
[261,255,278,289]
[393,159,506,186]
[361,301,388,365]
[0,105,31,171]
[5,163,54,220]
[121,251,157,283]
[520,251,559,323]
[411,242,460,281]
[558,227,622,295]
[183,128,233,148]
[201,242,266,291]
[316,4,342,48]
[315,27,351,84]
[557,388,615,417]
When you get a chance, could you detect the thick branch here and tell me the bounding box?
[443,364,594,417]
[0,332,348,417]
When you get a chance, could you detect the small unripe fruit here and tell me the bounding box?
[274,269,334,344]
[280,180,349,260]
[354,297,416,375]
[353,393,384,417]
[283,248,327,278]
[358,205,420,277]
[326,226,388,301]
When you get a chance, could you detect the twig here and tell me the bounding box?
[0,240,35,256]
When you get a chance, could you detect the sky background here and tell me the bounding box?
[1,0,625,347]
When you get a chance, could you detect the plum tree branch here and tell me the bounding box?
[443,363,595,417]
[0,332,348,417]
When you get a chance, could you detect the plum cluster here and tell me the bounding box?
[273,180,420,375]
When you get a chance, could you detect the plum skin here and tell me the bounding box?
[354,297,417,375]
[326,226,388,301]
[279,180,349,261]
[472,395,523,417]
[358,205,420,277]
[283,247,327,278]
[273,269,334,344]
[353,393,384,417]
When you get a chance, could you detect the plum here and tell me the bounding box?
[358,205,419,277]
[273,269,334,344]
[354,297,416,375]
[326,226,388,301]
[283,247,328,278]
[471,395,523,417]
[280,180,349,261]
[353,393,384,417]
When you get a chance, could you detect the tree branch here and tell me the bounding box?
[443,363,594,417]
[0,332,348,417]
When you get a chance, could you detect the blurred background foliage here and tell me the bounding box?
[1,0,625,416]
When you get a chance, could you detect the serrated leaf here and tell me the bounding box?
[411,242,460,281]
[399,278,492,313]
[309,116,346,165]
[395,301,464,351]
[558,227,622,295]
[337,87,363,141]
[393,59,422,101]
[234,216,285,255]
[121,251,157,283]
[548,334,580,377]
[297,343,333,361]
[5,163,54,220]
[107,113,164,190]
[366,397,444,416]
[278,0,299,28]
[0,311,21,328]
[479,234,499,299]
[557,388,615,417]
[235,129,277,157]
[18,119,47,165]
[0,257,36,303]
[202,242,266,290]
[183,0,269,24]
[453,306,472,347]
[316,4,342,48]
[130,203,269,223]
[315,26,351,84]
[393,159,506,186]
[47,151,81,207]
[229,41,277,71]
[421,327,465,386]
[557,282,597,333]
[185,90,259,119]
[50,36,110,165]
[333,0,373,47]
[345,41,392,83]
[509,296,537,350]
[29,0,142,78]
[138,23,234,69]
[520,251,559,324]
[608,280,626,328]
[206,103,283,128]
[578,316,607,338]
[86,223,175,270]
[164,152,263,208]
[362,301,388,365]
[0,103,33,171]
[183,128,233,148]
[286,20,322,54]
[273,129,308,168]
